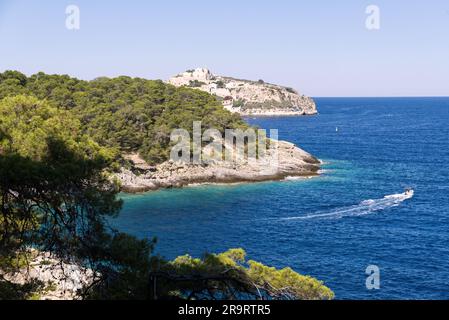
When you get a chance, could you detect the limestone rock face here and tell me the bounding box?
[168,68,317,116]
[117,140,320,193]
[2,249,94,300]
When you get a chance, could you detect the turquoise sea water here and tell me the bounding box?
[111,97,449,299]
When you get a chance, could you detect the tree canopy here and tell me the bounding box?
[0,71,247,164]
[0,95,123,298]
[146,248,334,300]
[0,72,333,300]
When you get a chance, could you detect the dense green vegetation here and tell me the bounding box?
[0,71,247,164]
[149,248,334,300]
[88,247,334,300]
[0,95,123,298]
[0,71,333,300]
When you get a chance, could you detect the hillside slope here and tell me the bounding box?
[169,68,317,116]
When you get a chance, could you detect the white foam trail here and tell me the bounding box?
[284,176,312,181]
[280,192,413,221]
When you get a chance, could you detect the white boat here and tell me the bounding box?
[383,189,414,200]
[404,189,414,198]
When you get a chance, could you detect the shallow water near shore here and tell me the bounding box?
[111,97,449,299]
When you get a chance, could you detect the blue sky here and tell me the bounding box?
[0,0,448,96]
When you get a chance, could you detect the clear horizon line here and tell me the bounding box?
[2,69,448,99]
[313,96,449,99]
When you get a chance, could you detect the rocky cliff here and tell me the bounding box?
[168,68,317,116]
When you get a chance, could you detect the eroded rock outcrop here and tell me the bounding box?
[2,249,94,300]
[168,68,317,116]
[117,140,320,193]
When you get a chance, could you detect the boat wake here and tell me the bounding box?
[280,191,414,221]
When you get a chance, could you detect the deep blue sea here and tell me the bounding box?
[112,97,449,299]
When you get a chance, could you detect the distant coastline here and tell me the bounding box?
[168,68,317,116]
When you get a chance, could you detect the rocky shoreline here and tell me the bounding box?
[2,249,93,300]
[116,140,321,193]
[241,110,319,117]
